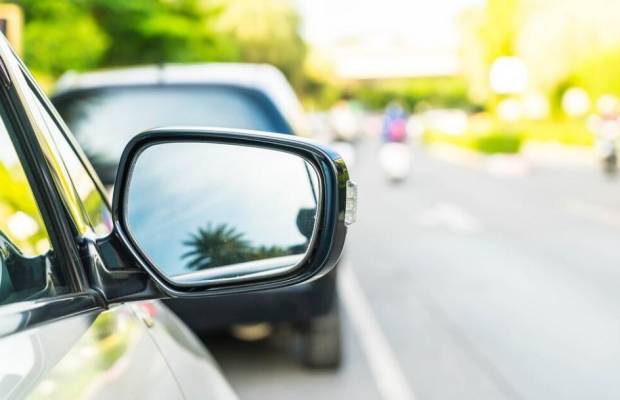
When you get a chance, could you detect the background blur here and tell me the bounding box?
[7,0,620,399]
[11,0,620,146]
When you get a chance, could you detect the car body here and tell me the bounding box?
[51,63,342,367]
[0,32,351,400]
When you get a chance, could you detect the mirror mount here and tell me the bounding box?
[109,127,350,299]
[79,234,165,305]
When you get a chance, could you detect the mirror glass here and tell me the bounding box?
[124,141,320,286]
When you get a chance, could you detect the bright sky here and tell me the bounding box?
[295,0,484,78]
[296,0,483,45]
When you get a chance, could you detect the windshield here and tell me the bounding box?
[53,85,291,183]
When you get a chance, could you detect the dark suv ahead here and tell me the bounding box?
[51,63,342,368]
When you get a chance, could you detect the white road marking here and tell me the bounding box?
[564,200,620,228]
[485,155,529,177]
[417,202,481,233]
[340,264,417,400]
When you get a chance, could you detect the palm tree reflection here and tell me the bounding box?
[181,223,291,271]
[181,207,316,272]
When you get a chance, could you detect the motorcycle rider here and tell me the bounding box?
[379,101,411,182]
[381,101,408,143]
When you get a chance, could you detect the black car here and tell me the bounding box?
[51,63,344,367]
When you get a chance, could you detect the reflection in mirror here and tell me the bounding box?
[125,142,320,285]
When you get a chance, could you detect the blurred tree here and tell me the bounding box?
[478,0,520,64]
[86,0,240,66]
[253,244,290,259]
[214,0,306,89]
[352,77,472,111]
[460,0,620,104]
[14,0,311,94]
[571,47,620,98]
[182,222,291,271]
[182,223,251,270]
[18,0,108,77]
[301,47,341,109]
[0,163,49,254]
[14,0,241,79]
[459,0,520,104]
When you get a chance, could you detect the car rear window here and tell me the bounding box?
[53,85,291,169]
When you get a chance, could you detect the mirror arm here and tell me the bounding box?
[80,233,165,305]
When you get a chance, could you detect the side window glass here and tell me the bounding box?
[0,102,67,305]
[20,75,112,237]
[40,106,113,237]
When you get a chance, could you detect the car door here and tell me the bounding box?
[0,77,182,400]
[0,39,186,399]
[1,34,238,399]
[19,62,238,399]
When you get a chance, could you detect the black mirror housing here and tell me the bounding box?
[109,127,352,298]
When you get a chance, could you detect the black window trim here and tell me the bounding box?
[0,79,85,289]
[22,67,112,212]
[20,68,113,234]
[0,53,106,336]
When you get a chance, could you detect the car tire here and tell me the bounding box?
[298,302,342,369]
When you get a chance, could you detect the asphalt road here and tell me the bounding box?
[206,139,620,400]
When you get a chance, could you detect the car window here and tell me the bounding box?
[19,74,112,237]
[0,98,67,305]
[53,85,291,183]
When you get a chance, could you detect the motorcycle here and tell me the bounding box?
[379,142,411,182]
[379,104,411,182]
[593,116,620,175]
[598,137,617,175]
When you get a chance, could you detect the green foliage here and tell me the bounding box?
[86,0,240,66]
[18,0,108,76]
[300,76,342,109]
[570,47,620,98]
[352,77,473,111]
[12,0,313,99]
[0,162,49,254]
[13,0,307,91]
[424,130,523,154]
[514,119,593,146]
[474,133,523,154]
[214,0,307,89]
[424,118,591,154]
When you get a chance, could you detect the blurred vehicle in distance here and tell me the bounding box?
[328,96,363,142]
[381,102,408,144]
[51,63,343,369]
[588,95,620,175]
[379,142,411,182]
[379,102,411,182]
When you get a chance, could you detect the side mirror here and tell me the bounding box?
[112,127,356,297]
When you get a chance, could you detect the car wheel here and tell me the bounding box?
[298,302,342,369]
